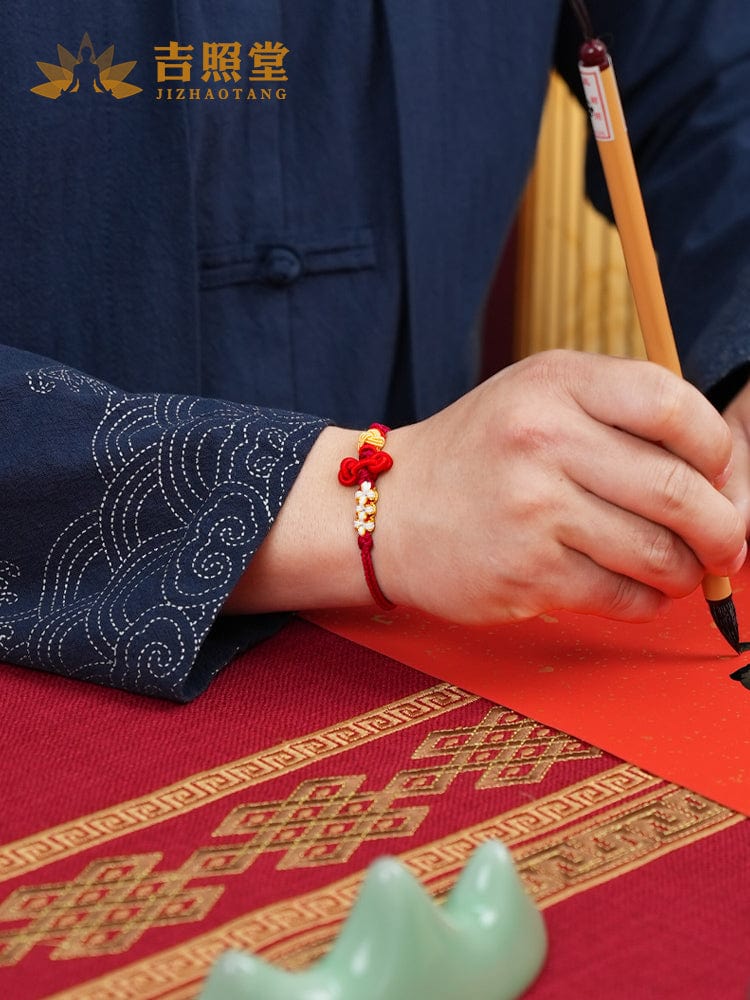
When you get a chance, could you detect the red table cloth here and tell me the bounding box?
[1,619,748,999]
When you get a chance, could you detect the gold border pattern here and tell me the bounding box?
[41,764,742,1000]
[0,705,600,964]
[1,683,475,884]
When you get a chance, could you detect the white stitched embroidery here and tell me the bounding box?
[0,368,323,696]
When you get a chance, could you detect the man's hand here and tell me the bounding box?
[720,378,750,536]
[226,350,747,625]
[376,351,746,624]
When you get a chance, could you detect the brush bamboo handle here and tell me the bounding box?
[580,54,730,603]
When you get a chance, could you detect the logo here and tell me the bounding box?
[153,40,289,101]
[31,32,142,100]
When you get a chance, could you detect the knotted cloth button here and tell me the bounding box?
[261,246,302,285]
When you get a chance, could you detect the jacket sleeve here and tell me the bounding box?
[0,345,328,701]
[555,0,750,407]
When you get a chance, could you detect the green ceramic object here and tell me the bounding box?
[198,840,547,1000]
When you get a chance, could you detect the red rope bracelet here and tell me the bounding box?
[338,423,396,611]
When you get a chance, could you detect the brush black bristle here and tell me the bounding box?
[707,596,740,653]
[729,664,750,689]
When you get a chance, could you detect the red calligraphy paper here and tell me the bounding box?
[306,566,750,814]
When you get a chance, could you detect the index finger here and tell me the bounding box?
[565,353,732,486]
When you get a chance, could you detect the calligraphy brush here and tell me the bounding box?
[568,0,741,652]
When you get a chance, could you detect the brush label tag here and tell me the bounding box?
[579,64,613,141]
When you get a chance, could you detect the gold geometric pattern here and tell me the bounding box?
[213,706,599,869]
[0,683,475,885]
[515,785,740,906]
[242,780,742,971]
[41,764,743,1000]
[212,774,430,869]
[411,707,597,787]
[0,854,221,965]
[0,704,596,964]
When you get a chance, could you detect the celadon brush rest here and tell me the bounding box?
[198,839,547,1000]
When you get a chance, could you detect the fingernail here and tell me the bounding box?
[714,457,734,489]
[727,541,748,576]
[734,497,750,529]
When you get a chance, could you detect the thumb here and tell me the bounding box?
[722,408,750,537]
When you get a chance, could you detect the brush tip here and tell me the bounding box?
[707,595,740,653]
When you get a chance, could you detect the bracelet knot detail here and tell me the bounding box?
[337,449,393,487]
[338,423,395,611]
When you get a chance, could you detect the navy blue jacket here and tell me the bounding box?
[2,1,750,698]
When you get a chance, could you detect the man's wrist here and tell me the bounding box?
[222,426,376,614]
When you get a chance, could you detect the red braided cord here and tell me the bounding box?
[338,423,396,612]
[358,534,396,611]
[337,450,393,486]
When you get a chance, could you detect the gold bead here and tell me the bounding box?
[357,428,386,451]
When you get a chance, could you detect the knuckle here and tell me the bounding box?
[643,529,677,578]
[658,461,692,514]
[518,495,548,525]
[505,411,559,457]
[606,575,644,619]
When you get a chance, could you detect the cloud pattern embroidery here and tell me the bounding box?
[0,368,325,698]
